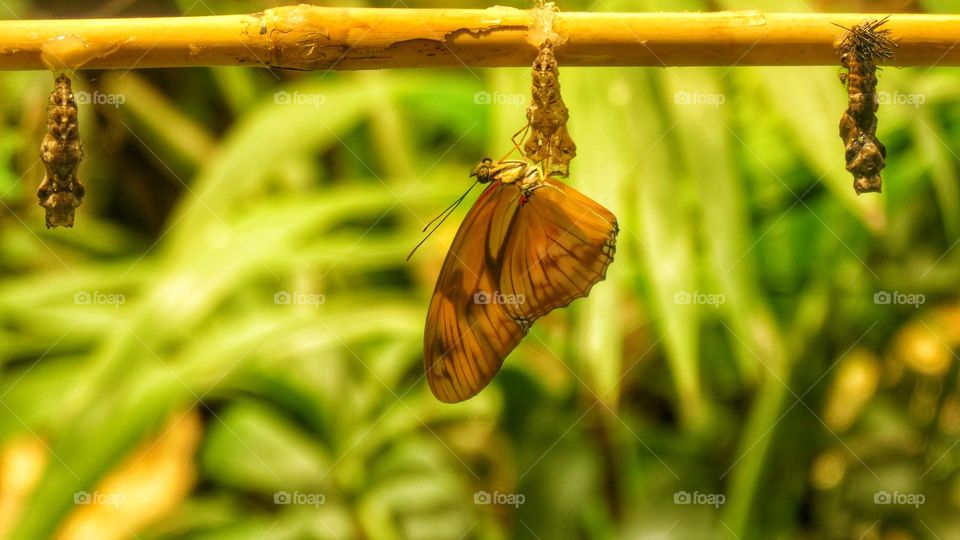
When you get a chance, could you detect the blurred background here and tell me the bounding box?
[1,0,959,538]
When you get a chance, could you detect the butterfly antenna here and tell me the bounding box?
[406,179,481,261]
[419,183,472,233]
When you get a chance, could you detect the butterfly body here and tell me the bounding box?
[471,158,540,193]
[423,158,617,403]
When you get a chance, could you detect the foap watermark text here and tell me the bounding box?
[474,490,525,508]
[474,91,525,107]
[674,91,725,108]
[74,490,125,506]
[876,91,926,108]
[274,490,325,507]
[874,490,925,508]
[74,291,125,307]
[674,490,725,508]
[274,290,326,307]
[274,91,326,107]
[474,290,525,305]
[674,290,725,308]
[76,91,125,108]
[874,290,924,308]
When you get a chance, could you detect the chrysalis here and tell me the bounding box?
[38,73,84,228]
[836,17,895,194]
[521,40,576,178]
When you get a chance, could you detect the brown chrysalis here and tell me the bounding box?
[835,17,895,195]
[38,73,84,228]
[519,40,576,178]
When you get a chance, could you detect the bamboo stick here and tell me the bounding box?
[5,7,960,71]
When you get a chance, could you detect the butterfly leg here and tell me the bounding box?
[504,123,531,162]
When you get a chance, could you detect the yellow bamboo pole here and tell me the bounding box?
[5,7,960,71]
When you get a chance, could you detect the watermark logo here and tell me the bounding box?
[473,91,525,107]
[474,290,525,306]
[674,290,725,308]
[75,91,125,108]
[674,91,725,108]
[474,490,525,508]
[74,291,125,307]
[874,290,924,308]
[673,490,725,508]
[274,91,326,107]
[874,490,925,508]
[274,490,325,507]
[876,91,925,108]
[74,490,125,507]
[274,290,326,307]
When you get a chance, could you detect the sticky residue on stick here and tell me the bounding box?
[737,10,768,27]
[527,1,563,47]
[41,35,91,70]
[41,34,124,71]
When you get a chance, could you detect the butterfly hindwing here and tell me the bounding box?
[500,178,618,320]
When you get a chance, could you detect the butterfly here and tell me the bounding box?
[418,157,618,402]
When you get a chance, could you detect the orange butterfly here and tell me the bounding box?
[421,158,618,402]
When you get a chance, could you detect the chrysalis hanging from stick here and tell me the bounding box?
[519,39,576,178]
[835,16,895,194]
[38,73,84,228]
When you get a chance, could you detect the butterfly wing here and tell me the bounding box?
[500,177,618,320]
[424,182,528,403]
[424,175,618,403]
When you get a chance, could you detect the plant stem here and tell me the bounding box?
[5,9,960,70]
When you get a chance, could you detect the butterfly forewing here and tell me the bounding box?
[424,166,618,403]
[424,182,528,403]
